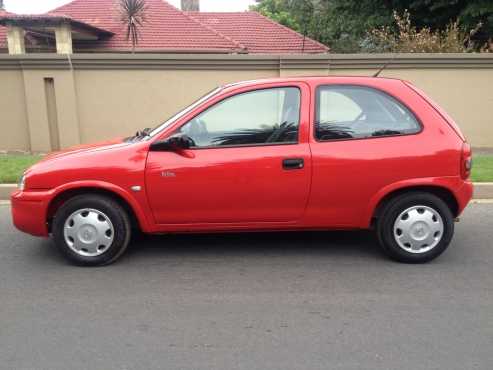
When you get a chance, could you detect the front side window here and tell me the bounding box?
[315,85,421,141]
[149,87,222,138]
[177,87,301,148]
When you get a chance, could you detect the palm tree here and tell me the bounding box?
[119,0,148,53]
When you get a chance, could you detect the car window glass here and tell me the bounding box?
[149,87,222,137]
[178,87,300,147]
[315,85,420,141]
[319,90,362,123]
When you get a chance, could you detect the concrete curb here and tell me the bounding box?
[0,184,16,201]
[473,183,493,200]
[1,183,493,200]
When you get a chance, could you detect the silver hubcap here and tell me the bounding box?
[64,208,114,257]
[393,205,444,254]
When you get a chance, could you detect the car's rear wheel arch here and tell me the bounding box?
[47,187,140,233]
[372,185,459,227]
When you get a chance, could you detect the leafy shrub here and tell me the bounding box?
[367,10,487,53]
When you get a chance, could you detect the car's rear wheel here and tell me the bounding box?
[52,195,131,266]
[376,192,454,263]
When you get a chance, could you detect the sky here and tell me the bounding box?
[4,0,257,14]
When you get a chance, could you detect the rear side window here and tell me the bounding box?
[315,85,421,141]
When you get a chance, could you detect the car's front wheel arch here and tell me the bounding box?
[47,186,142,234]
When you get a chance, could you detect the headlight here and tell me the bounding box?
[19,174,26,191]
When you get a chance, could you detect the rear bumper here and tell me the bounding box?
[11,190,51,237]
[456,180,474,215]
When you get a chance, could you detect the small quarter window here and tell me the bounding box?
[315,85,420,141]
[178,87,301,148]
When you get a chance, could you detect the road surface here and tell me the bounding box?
[1,203,492,370]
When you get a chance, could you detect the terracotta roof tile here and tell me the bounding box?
[48,0,243,52]
[0,27,5,49]
[0,0,329,54]
[0,9,11,48]
[186,11,329,54]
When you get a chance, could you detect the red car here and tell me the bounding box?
[11,77,473,266]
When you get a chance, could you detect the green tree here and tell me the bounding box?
[251,0,301,31]
[250,0,395,52]
[250,0,493,52]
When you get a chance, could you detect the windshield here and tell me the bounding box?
[148,87,223,138]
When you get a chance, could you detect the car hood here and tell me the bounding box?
[23,136,149,190]
[40,137,127,162]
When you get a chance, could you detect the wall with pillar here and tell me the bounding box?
[0,69,30,150]
[1,62,81,152]
[6,26,25,55]
[55,23,73,54]
[3,22,72,55]
[1,53,493,152]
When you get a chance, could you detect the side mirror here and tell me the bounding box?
[150,134,194,152]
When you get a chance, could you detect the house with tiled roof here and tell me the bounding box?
[0,0,329,55]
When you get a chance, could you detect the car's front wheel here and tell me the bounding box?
[376,192,455,263]
[52,194,131,266]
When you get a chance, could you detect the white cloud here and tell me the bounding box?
[4,0,257,14]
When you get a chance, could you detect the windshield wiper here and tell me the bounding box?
[137,127,152,138]
[126,127,152,142]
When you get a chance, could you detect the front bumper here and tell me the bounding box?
[11,190,51,237]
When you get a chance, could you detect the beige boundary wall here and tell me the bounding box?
[0,53,492,152]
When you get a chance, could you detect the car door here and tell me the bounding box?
[145,83,311,225]
[306,82,424,228]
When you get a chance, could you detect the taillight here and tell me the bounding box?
[461,142,472,180]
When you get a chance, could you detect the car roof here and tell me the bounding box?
[222,76,407,92]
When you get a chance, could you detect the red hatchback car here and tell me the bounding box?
[11,77,473,266]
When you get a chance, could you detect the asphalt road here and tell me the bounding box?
[1,203,492,370]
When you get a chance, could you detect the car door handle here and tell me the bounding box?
[282,158,304,170]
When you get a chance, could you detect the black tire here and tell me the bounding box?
[376,192,454,263]
[52,194,132,266]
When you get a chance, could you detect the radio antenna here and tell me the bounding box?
[373,54,396,77]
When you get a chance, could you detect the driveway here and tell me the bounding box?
[0,203,492,370]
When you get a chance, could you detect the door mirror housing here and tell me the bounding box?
[150,134,194,152]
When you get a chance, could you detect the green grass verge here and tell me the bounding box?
[0,154,492,184]
[0,155,43,184]
[471,155,493,183]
